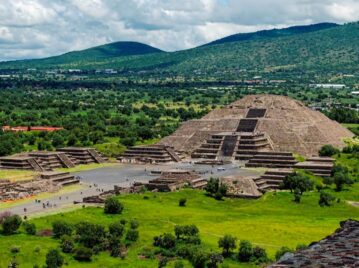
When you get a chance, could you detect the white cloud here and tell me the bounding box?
[0,0,358,61]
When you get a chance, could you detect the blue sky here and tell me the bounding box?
[0,0,359,61]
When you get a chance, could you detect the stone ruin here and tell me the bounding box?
[268,219,359,268]
[0,147,108,172]
[158,94,353,159]
[119,145,183,164]
[0,171,79,201]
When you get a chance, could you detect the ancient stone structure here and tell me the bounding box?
[0,148,106,172]
[119,145,182,164]
[294,157,334,177]
[57,147,107,164]
[40,171,79,186]
[221,176,262,198]
[158,95,353,159]
[253,169,293,192]
[268,219,359,268]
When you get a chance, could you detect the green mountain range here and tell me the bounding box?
[1,22,359,76]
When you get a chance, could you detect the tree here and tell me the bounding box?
[281,172,314,203]
[218,235,237,257]
[179,198,187,207]
[2,215,22,235]
[104,197,124,214]
[153,233,176,249]
[319,145,339,157]
[252,246,268,263]
[52,221,73,238]
[46,249,64,268]
[109,222,125,238]
[189,249,208,268]
[130,219,139,229]
[74,246,93,262]
[75,222,106,248]
[238,240,253,262]
[318,191,336,207]
[60,235,74,253]
[207,252,223,268]
[23,221,36,235]
[333,172,353,191]
[125,229,139,242]
[205,178,228,200]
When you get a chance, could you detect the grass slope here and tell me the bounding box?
[0,185,358,267]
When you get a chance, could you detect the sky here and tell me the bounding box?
[1,0,359,61]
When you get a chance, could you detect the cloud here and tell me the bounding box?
[0,0,358,61]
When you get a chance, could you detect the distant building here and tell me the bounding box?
[310,84,346,89]
[2,126,64,132]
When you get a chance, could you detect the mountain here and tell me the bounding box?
[1,22,359,77]
[203,23,339,46]
[1,41,163,68]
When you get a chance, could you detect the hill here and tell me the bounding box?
[203,22,339,46]
[1,41,163,68]
[1,22,359,76]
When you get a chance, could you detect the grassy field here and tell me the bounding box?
[0,169,37,182]
[0,183,358,268]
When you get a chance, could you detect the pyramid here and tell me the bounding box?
[158,94,354,157]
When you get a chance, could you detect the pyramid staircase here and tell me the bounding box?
[253,169,293,192]
[29,152,76,169]
[294,157,334,177]
[0,156,46,171]
[119,145,182,163]
[57,147,107,164]
[40,171,79,186]
[245,152,298,168]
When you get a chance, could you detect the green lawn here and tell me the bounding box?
[0,169,37,182]
[0,185,358,268]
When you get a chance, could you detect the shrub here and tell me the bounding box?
[153,233,176,249]
[238,240,253,262]
[60,235,74,253]
[126,229,139,242]
[174,261,185,268]
[52,221,73,238]
[218,234,237,257]
[208,252,223,268]
[75,222,106,248]
[46,249,64,268]
[333,171,353,191]
[179,198,187,207]
[319,145,339,156]
[130,219,139,229]
[251,246,268,263]
[275,247,293,261]
[104,197,124,214]
[74,246,93,262]
[34,246,41,253]
[205,178,228,200]
[189,249,208,268]
[319,191,336,207]
[2,215,22,235]
[23,222,36,235]
[158,257,168,268]
[109,222,125,238]
[10,246,20,254]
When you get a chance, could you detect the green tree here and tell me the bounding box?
[52,221,73,238]
[23,221,36,235]
[238,240,253,262]
[218,235,237,257]
[74,246,93,262]
[46,249,64,268]
[109,222,125,238]
[104,197,124,214]
[319,145,339,157]
[60,235,74,253]
[2,215,22,235]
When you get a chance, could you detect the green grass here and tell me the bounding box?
[0,186,358,267]
[0,169,37,182]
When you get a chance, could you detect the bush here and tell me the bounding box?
[189,249,208,268]
[74,246,93,262]
[174,261,185,268]
[208,252,223,268]
[158,257,168,268]
[319,191,336,207]
[60,235,74,253]
[126,229,139,242]
[109,222,125,238]
[10,246,20,254]
[2,215,22,235]
[205,178,228,200]
[75,222,106,248]
[52,221,73,238]
[251,246,268,263]
[23,222,36,235]
[218,234,237,257]
[46,249,64,268]
[275,247,293,261]
[130,219,139,229]
[238,240,253,262]
[153,233,176,249]
[104,197,124,214]
[179,198,187,207]
[319,145,339,157]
